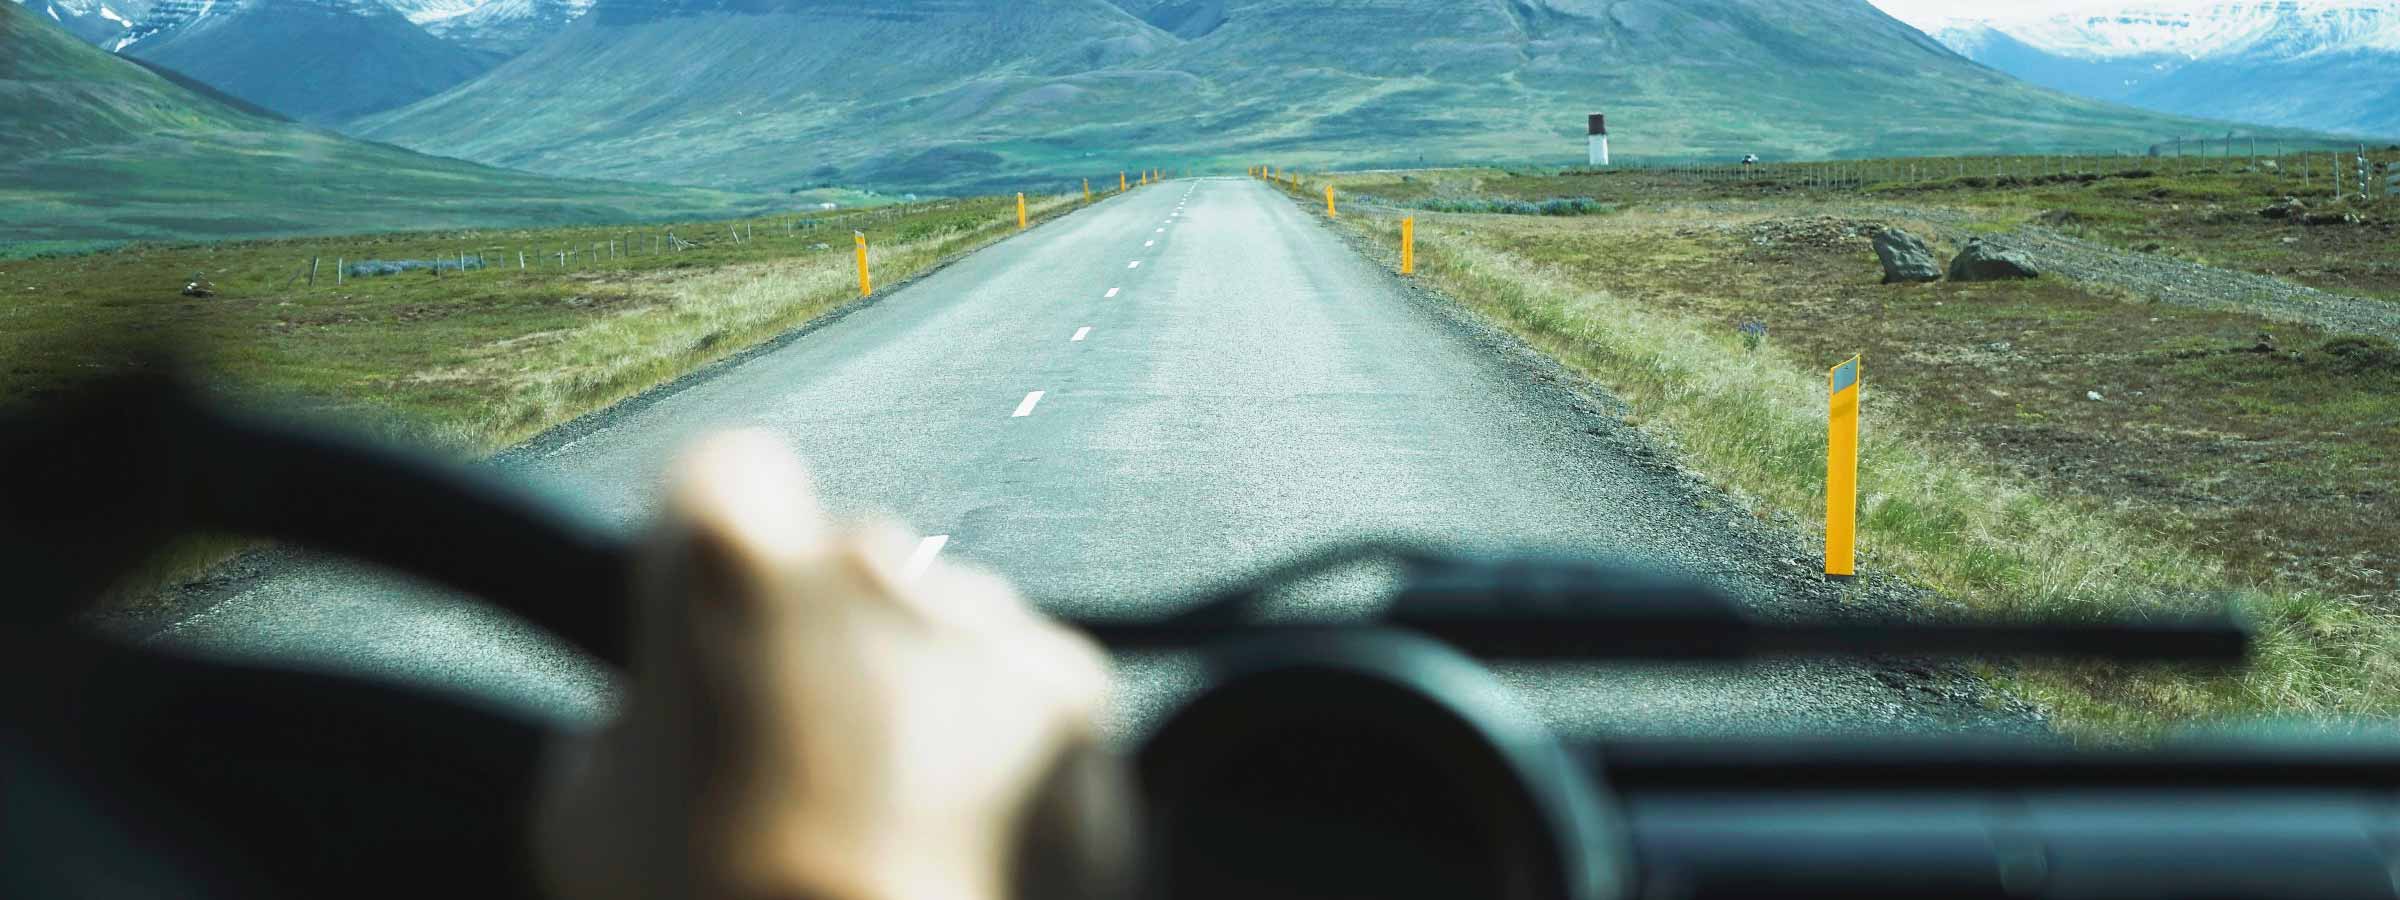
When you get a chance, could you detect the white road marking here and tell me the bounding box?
[1105,287,1121,298]
[903,535,950,581]
[1014,391,1045,417]
[1145,240,1155,247]
[1072,326,1091,342]
[1127,261,1142,269]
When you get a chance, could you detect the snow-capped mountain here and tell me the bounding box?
[383,0,590,54]
[1931,2,2400,136]
[111,0,500,122]
[7,0,153,46]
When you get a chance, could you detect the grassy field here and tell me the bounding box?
[0,127,846,246]
[3,188,1103,604]
[1327,147,2400,302]
[1276,166,2400,736]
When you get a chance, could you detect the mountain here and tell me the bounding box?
[5,0,150,45]
[1932,2,2400,138]
[353,0,2297,195]
[0,1,773,244]
[112,0,500,123]
[384,0,594,54]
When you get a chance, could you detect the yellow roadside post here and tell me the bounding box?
[1325,184,1338,217]
[1017,192,1028,229]
[1083,178,1091,201]
[1826,355,1862,580]
[1400,217,1415,275]
[1120,172,1128,192]
[854,231,872,297]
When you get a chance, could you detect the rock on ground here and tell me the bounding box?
[1949,238,2040,282]
[1872,227,1942,283]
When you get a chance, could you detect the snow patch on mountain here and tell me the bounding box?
[1934,1,2400,62]
[384,0,592,54]
[1929,1,2400,136]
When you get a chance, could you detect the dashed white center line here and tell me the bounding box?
[1105,287,1121,298]
[1127,261,1142,269]
[1072,326,1091,342]
[903,535,949,581]
[1155,228,1164,233]
[1145,240,1155,247]
[1013,391,1045,418]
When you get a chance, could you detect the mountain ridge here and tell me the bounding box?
[1932,2,2400,136]
[357,0,2298,195]
[115,0,500,123]
[0,1,775,243]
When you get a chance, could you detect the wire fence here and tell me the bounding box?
[272,199,975,290]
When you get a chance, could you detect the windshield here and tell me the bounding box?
[4,0,2396,791]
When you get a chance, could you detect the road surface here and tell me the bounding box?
[158,177,2024,738]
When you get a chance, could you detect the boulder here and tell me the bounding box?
[2302,210,2363,227]
[2259,197,2306,220]
[1947,238,2040,282]
[1871,227,1941,284]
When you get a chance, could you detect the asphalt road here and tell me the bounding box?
[158,178,2027,738]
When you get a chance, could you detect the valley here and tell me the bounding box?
[346,0,2317,195]
[0,0,788,246]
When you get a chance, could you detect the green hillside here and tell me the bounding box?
[123,0,501,125]
[0,1,781,246]
[354,0,2332,196]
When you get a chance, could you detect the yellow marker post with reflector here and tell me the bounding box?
[1083,179,1091,201]
[1826,355,1862,580]
[1017,193,1027,230]
[854,231,872,298]
[1325,184,1338,217]
[1120,172,1128,192]
[1401,217,1415,275]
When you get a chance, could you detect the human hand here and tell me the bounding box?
[534,433,1131,900]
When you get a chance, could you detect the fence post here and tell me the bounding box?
[335,258,343,286]
[308,256,319,287]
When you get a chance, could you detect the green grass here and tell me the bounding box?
[1270,171,2400,737]
[0,127,817,245]
[5,188,1104,606]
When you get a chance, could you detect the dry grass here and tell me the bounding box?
[1285,171,2400,736]
[7,191,1095,608]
